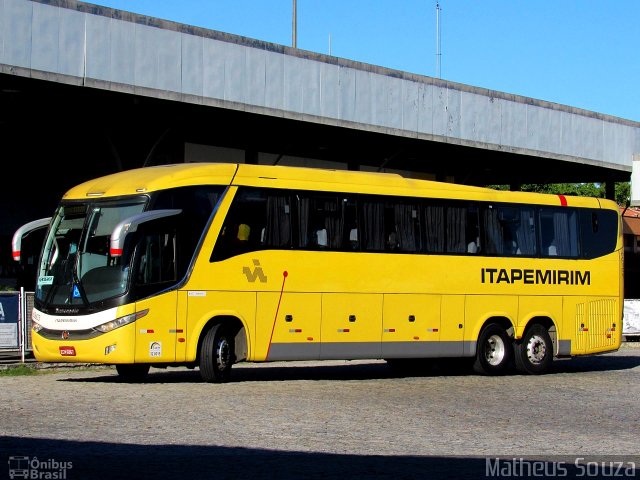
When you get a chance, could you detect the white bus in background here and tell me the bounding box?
[628,158,640,341]
[623,299,640,341]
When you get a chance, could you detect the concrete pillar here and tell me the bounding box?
[605,181,615,201]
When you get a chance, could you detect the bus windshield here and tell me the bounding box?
[36,198,148,306]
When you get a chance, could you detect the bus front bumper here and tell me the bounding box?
[31,323,136,364]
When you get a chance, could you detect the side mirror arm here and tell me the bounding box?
[109,209,182,257]
[12,218,51,262]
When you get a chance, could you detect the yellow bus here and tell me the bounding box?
[14,163,623,382]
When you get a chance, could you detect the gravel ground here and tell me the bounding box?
[1,344,639,479]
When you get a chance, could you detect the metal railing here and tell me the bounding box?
[0,289,34,362]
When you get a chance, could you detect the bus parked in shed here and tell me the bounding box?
[13,163,623,382]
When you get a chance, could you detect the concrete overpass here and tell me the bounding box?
[1,0,639,239]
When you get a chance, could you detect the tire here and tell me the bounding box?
[199,324,234,383]
[514,324,553,375]
[473,323,512,375]
[116,364,150,383]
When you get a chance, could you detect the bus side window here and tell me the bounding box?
[579,209,618,259]
[540,208,579,258]
[445,205,468,253]
[263,195,291,248]
[137,232,177,285]
[392,203,420,253]
[298,193,352,251]
[342,197,359,251]
[211,188,289,261]
[466,206,480,254]
[482,206,504,255]
[422,203,444,253]
[446,204,473,254]
[315,196,339,249]
[513,208,537,255]
[362,200,386,251]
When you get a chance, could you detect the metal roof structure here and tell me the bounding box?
[0,0,639,235]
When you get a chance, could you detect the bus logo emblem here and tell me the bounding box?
[243,259,267,283]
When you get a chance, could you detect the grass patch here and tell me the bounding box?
[0,364,38,376]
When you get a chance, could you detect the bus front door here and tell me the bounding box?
[134,291,178,363]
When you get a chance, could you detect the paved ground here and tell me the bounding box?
[1,344,639,479]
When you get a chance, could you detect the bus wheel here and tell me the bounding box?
[514,324,553,375]
[200,324,234,383]
[116,364,150,383]
[473,323,511,375]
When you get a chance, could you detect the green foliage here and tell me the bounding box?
[0,365,37,376]
[486,182,630,207]
[616,182,631,206]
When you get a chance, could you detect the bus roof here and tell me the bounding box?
[62,162,615,210]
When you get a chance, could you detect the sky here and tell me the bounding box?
[88,1,639,122]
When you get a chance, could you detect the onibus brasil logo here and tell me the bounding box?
[8,456,72,479]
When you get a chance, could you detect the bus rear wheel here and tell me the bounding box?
[200,324,234,383]
[514,324,553,375]
[473,323,512,375]
[116,364,150,383]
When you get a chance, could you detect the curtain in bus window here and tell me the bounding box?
[394,204,418,252]
[265,196,291,247]
[446,206,467,253]
[483,208,504,255]
[322,199,343,249]
[342,198,359,250]
[296,196,310,248]
[363,201,385,251]
[552,211,578,257]
[423,205,444,252]
[514,209,537,255]
[301,195,344,250]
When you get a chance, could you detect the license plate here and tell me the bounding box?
[59,346,76,356]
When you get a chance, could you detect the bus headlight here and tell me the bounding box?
[32,320,43,333]
[94,309,148,333]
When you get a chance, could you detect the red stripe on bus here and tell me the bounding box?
[266,271,288,360]
[558,194,567,206]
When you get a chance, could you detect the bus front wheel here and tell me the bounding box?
[200,324,234,383]
[514,324,553,375]
[473,323,511,375]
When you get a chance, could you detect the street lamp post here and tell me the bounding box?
[292,0,297,48]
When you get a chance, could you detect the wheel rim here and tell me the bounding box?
[215,337,231,371]
[526,334,547,365]
[484,334,506,366]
